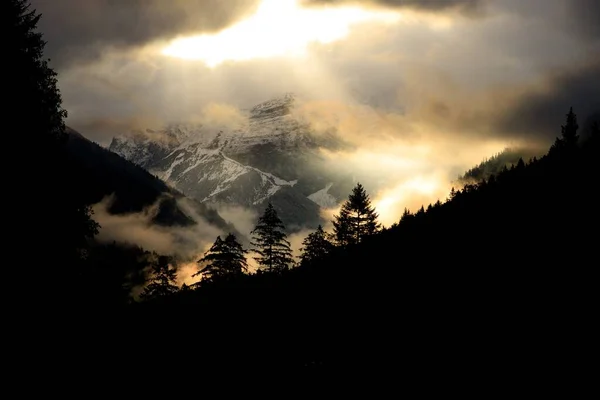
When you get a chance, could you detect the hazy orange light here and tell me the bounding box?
[161,0,401,67]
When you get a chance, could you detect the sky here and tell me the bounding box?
[31,0,600,229]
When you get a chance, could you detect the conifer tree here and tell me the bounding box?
[449,187,458,200]
[299,225,334,265]
[6,0,98,288]
[551,107,579,154]
[400,208,413,224]
[194,234,248,281]
[140,254,179,300]
[251,203,294,273]
[333,183,381,246]
[561,107,579,146]
[7,0,67,148]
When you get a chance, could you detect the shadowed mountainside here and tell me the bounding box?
[65,127,233,231]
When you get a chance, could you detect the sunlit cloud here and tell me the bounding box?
[314,134,508,226]
[374,175,448,226]
[161,0,401,67]
[50,0,599,239]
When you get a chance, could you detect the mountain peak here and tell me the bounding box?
[249,93,296,119]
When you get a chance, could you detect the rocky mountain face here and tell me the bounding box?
[64,127,236,233]
[109,94,355,232]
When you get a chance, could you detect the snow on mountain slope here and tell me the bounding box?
[308,183,337,209]
[109,94,351,231]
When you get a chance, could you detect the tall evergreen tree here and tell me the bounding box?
[561,107,579,146]
[251,203,294,273]
[299,225,334,266]
[333,183,381,246]
[5,1,98,293]
[551,107,579,154]
[7,0,66,148]
[194,234,248,281]
[140,254,179,300]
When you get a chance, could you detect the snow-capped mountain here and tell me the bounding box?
[109,94,354,231]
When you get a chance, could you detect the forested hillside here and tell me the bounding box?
[459,146,543,183]
[122,109,598,371]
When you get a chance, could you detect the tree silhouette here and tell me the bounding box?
[400,208,413,224]
[561,107,580,146]
[140,254,179,300]
[333,183,381,246]
[6,0,99,304]
[551,107,579,154]
[251,203,294,273]
[299,225,334,266]
[194,234,248,281]
[7,0,66,147]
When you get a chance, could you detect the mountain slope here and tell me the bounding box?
[459,146,544,184]
[65,128,233,232]
[109,94,353,231]
[127,116,600,371]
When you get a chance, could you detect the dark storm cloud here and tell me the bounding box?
[566,0,600,41]
[496,0,600,43]
[30,0,260,68]
[497,58,600,142]
[301,0,484,13]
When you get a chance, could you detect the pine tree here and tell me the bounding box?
[6,1,98,292]
[400,208,413,224]
[299,225,334,265]
[332,205,353,246]
[333,183,381,246]
[449,187,458,200]
[251,203,294,273]
[140,254,179,300]
[194,234,248,281]
[561,107,579,146]
[551,107,579,154]
[7,0,67,148]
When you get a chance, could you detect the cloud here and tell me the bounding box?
[568,0,600,41]
[301,0,484,14]
[41,0,599,224]
[92,195,223,260]
[67,98,249,144]
[213,205,258,241]
[68,116,165,144]
[31,0,261,68]
[92,195,264,286]
[197,103,248,131]
[497,0,600,43]
[495,58,600,142]
[59,0,598,145]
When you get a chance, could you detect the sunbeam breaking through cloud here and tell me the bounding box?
[161,0,401,67]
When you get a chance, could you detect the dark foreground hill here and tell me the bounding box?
[69,117,597,378]
[34,118,598,386]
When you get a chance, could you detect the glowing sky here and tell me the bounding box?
[29,0,600,231]
[162,0,401,67]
